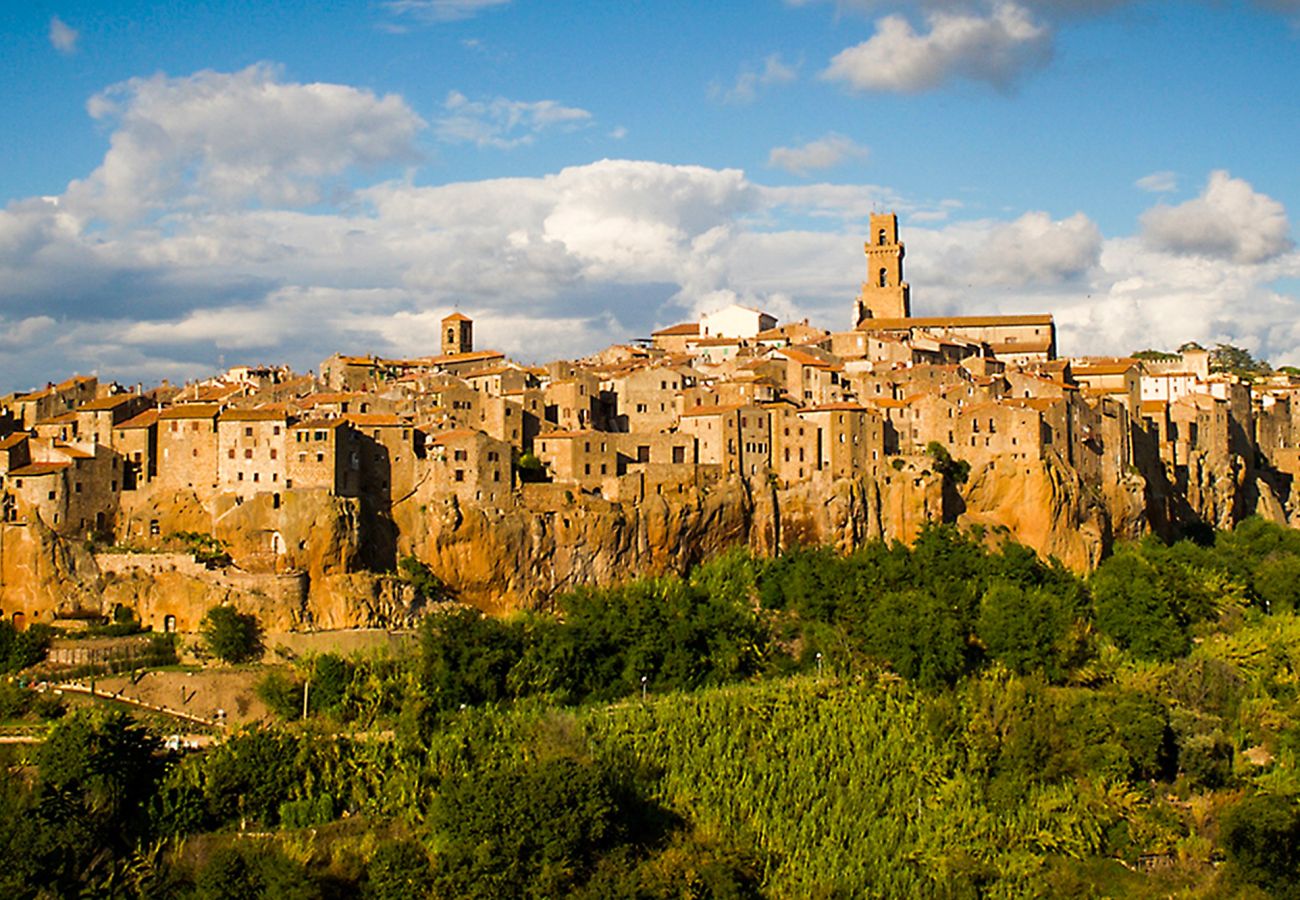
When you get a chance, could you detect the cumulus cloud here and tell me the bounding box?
[4,67,1300,389]
[384,0,511,22]
[1135,171,1177,193]
[768,134,870,176]
[434,90,592,149]
[822,3,1052,92]
[1140,170,1293,264]
[908,210,1103,288]
[63,64,424,221]
[49,16,78,54]
[711,53,799,104]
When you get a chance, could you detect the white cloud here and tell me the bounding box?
[435,90,592,149]
[822,3,1052,93]
[384,0,511,22]
[4,65,1300,389]
[1140,170,1293,264]
[712,53,799,104]
[908,211,1103,288]
[49,16,78,54]
[1135,171,1177,193]
[63,64,424,221]
[608,126,628,140]
[768,134,870,176]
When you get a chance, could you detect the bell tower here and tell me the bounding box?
[441,312,473,356]
[854,213,910,325]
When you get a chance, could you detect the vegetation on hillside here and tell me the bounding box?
[7,519,1300,895]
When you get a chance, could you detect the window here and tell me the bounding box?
[270,449,277,460]
[672,446,685,464]
[253,473,260,482]
[244,426,253,437]
[273,426,281,435]
[878,268,888,287]
[244,449,253,459]
[455,469,464,482]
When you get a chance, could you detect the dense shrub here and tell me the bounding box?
[200,605,263,664]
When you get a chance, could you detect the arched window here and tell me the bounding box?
[878,268,888,287]
[878,228,887,245]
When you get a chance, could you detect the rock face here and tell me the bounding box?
[0,442,1291,630]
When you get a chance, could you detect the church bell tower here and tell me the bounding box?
[441,312,473,356]
[854,213,911,325]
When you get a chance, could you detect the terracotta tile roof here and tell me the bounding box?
[1073,362,1138,376]
[7,461,71,476]
[680,402,755,418]
[800,403,870,413]
[219,407,289,422]
[0,433,29,450]
[428,349,506,366]
[76,395,140,412]
[159,403,222,419]
[652,322,700,337]
[53,442,95,459]
[116,409,159,429]
[35,412,77,425]
[442,312,472,322]
[427,428,483,444]
[860,315,1054,329]
[344,413,407,427]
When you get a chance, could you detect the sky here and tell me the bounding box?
[1,0,1299,392]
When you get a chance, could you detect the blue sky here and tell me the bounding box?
[1,0,1298,391]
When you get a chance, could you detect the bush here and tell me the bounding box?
[200,605,262,664]
[430,756,630,898]
[0,621,56,673]
[193,845,318,900]
[1221,793,1300,896]
[365,839,433,900]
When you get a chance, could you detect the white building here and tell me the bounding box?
[699,303,777,340]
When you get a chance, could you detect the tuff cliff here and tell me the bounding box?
[1,446,1292,630]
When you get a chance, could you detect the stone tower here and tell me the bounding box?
[441,312,473,356]
[854,213,911,324]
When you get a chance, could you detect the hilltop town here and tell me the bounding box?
[3,213,1299,633]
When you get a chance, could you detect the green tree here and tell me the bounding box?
[430,757,627,898]
[420,606,524,713]
[976,582,1071,680]
[200,605,263,664]
[1090,553,1189,661]
[861,589,969,687]
[1221,794,1300,897]
[0,621,55,673]
[201,727,300,826]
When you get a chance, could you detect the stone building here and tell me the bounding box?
[534,430,617,491]
[217,408,289,499]
[156,404,222,494]
[425,428,513,506]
